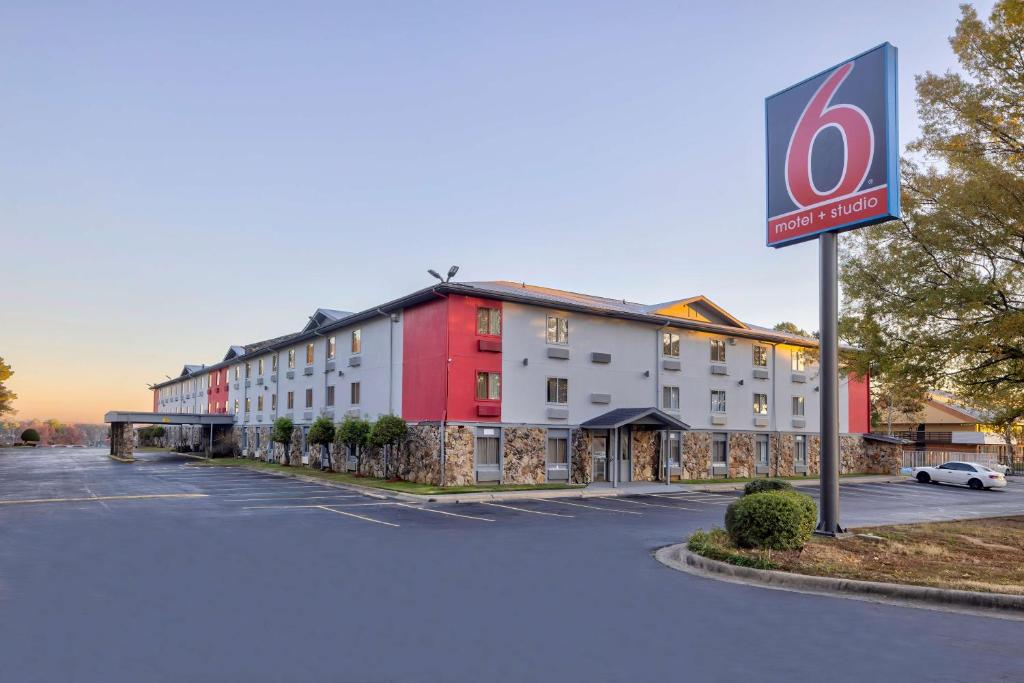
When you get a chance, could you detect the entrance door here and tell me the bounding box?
[591,436,608,482]
[618,428,631,483]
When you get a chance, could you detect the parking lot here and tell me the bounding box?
[2,447,1023,682]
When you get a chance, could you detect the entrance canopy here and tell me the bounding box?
[104,411,235,426]
[580,407,690,431]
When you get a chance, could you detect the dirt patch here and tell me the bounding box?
[692,516,1024,595]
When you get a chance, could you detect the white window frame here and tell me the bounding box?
[663,331,680,358]
[753,393,768,415]
[710,389,727,414]
[351,329,362,354]
[753,344,768,367]
[546,316,569,345]
[792,350,806,372]
[327,336,336,360]
[546,377,568,405]
[710,339,726,363]
[662,385,680,411]
[792,396,805,416]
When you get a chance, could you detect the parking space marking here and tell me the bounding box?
[394,502,495,521]
[317,505,400,527]
[617,497,697,511]
[241,502,398,510]
[480,502,573,517]
[223,495,364,502]
[0,493,208,506]
[535,498,642,515]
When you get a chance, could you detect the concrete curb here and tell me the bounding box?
[655,543,1024,621]
[108,453,135,463]
[682,475,905,493]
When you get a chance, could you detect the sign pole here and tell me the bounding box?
[816,231,843,535]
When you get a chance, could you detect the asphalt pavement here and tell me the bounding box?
[1,447,1022,682]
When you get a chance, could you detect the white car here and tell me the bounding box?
[908,461,1007,490]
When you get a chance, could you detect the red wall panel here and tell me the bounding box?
[401,296,449,421]
[445,295,501,422]
[401,294,503,422]
[847,372,870,434]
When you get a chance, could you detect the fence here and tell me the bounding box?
[901,450,1019,473]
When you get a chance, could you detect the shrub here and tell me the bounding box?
[307,416,335,447]
[725,491,817,550]
[20,428,40,443]
[335,416,371,472]
[271,417,295,465]
[743,479,794,496]
[370,415,408,478]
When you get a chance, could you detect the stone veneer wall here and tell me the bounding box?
[399,424,442,485]
[631,430,659,481]
[443,425,475,486]
[682,431,712,480]
[503,427,547,484]
[571,428,592,484]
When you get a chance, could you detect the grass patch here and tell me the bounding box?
[675,473,876,485]
[687,516,1024,595]
[191,457,584,495]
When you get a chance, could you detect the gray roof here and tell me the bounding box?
[863,433,911,445]
[580,407,690,430]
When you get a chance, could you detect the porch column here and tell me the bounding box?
[110,422,135,462]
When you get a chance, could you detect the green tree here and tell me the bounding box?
[307,416,336,469]
[370,415,408,479]
[841,2,1024,437]
[20,428,40,444]
[271,417,295,466]
[335,416,371,474]
[0,358,17,417]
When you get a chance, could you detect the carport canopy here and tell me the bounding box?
[104,411,235,426]
[580,407,690,431]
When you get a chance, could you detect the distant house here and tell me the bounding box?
[889,390,1009,460]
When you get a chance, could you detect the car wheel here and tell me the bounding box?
[916,472,931,484]
[968,478,983,490]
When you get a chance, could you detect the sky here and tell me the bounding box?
[0,0,996,423]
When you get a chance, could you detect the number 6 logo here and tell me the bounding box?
[784,62,873,209]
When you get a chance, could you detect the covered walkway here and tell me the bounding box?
[103,411,235,462]
[580,407,690,488]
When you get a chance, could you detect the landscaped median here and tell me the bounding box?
[657,478,1024,620]
[189,457,584,497]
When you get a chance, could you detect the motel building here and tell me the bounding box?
[145,280,900,487]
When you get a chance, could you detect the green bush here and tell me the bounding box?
[307,416,335,446]
[20,428,40,443]
[271,417,295,465]
[743,479,794,496]
[725,491,817,550]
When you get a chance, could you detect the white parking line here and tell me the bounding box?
[394,502,495,521]
[317,505,400,527]
[480,502,573,517]
[617,497,697,511]
[242,502,398,509]
[535,498,642,515]
[224,495,364,502]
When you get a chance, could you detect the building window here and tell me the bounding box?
[271,394,277,412]
[792,396,805,416]
[753,393,768,415]
[234,366,239,381]
[546,316,569,345]
[256,358,263,375]
[245,363,251,379]
[306,343,315,365]
[351,382,361,405]
[305,388,313,409]
[327,336,336,360]
[753,345,768,367]
[712,432,728,465]
[710,339,726,363]
[546,377,568,404]
[271,354,278,372]
[244,398,251,413]
[663,332,680,358]
[351,329,362,354]
[288,349,296,369]
[257,395,264,412]
[287,391,294,410]
[792,350,806,372]
[546,429,569,479]
[710,390,727,413]
[326,385,335,407]
[795,435,807,465]
[662,386,680,411]
[476,430,500,467]
[667,431,682,467]
[476,372,501,400]
[476,307,501,336]
[756,434,769,465]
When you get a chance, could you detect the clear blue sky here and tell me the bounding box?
[0,0,992,421]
